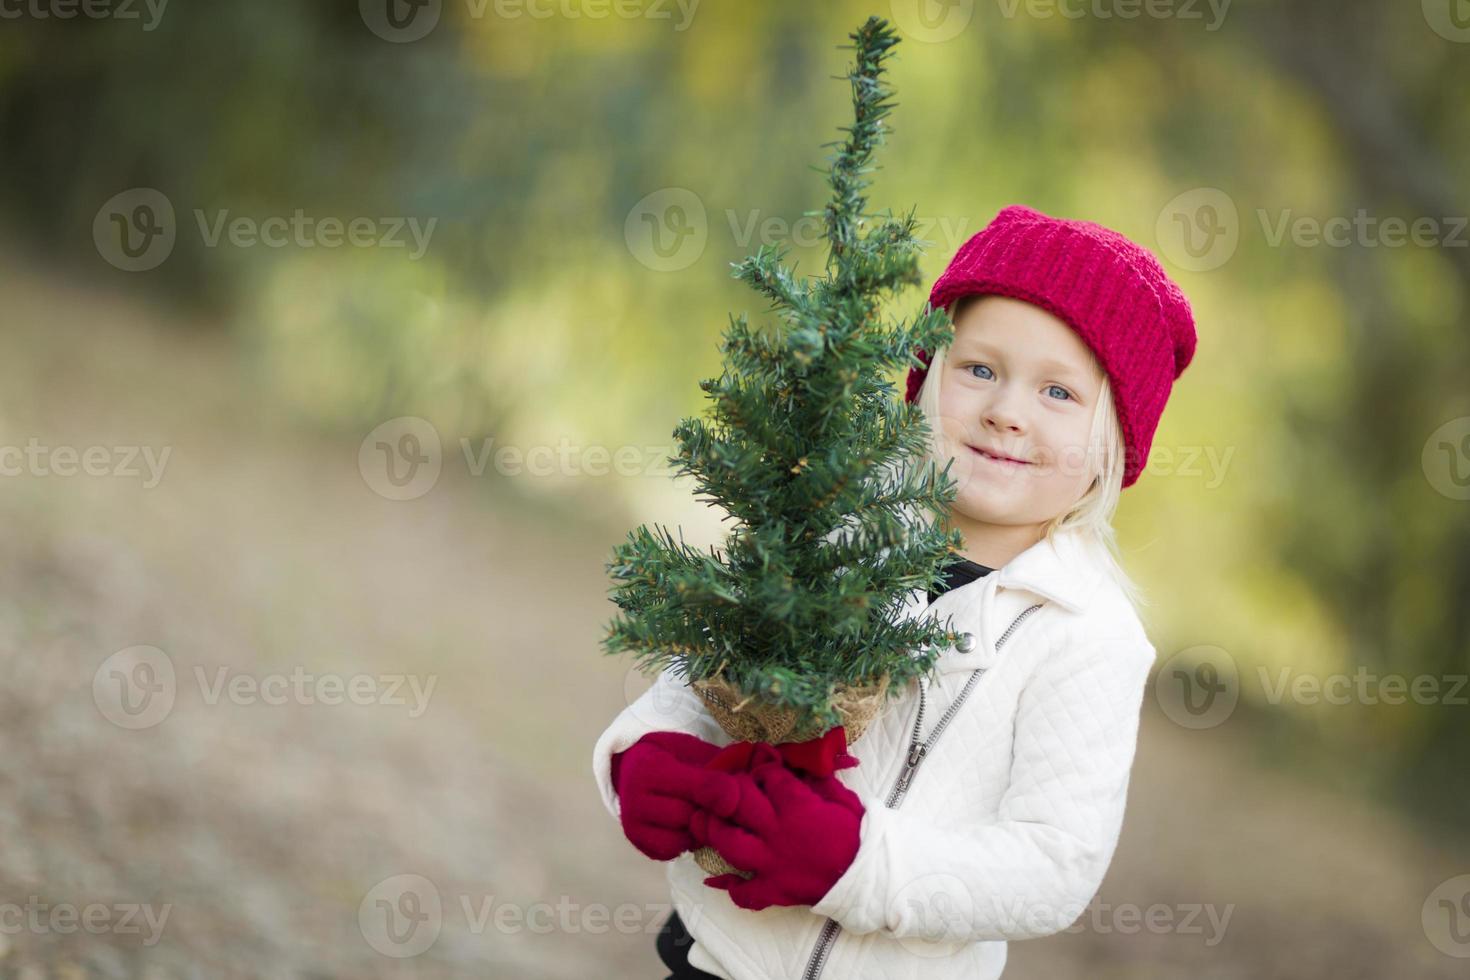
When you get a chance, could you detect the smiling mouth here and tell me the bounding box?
[966,445,1031,467]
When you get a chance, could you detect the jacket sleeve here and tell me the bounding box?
[810,632,1156,942]
[591,664,730,821]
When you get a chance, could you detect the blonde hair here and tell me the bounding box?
[912,296,1148,615]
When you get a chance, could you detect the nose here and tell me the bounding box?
[982,383,1027,435]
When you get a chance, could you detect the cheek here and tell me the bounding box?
[935,384,960,418]
[1034,418,1097,482]
[935,387,979,437]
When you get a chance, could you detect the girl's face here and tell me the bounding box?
[935,295,1105,547]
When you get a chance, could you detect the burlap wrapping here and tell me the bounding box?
[688,669,891,879]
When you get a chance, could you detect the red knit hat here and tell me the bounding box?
[906,204,1197,488]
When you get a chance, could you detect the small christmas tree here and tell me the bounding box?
[603,16,963,743]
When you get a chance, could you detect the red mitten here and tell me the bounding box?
[691,761,865,910]
[611,731,727,861]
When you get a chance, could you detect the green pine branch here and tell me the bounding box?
[602,16,964,728]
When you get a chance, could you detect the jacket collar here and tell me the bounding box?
[992,526,1106,616]
[915,528,1107,674]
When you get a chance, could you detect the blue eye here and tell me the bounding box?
[967,364,994,381]
[1046,384,1072,401]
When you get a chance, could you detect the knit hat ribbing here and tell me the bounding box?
[906,204,1197,488]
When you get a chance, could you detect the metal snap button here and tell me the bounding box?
[956,632,977,653]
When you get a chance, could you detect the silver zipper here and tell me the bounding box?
[799,603,1044,980]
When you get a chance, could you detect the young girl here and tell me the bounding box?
[593,203,1198,980]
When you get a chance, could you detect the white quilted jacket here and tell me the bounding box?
[592,527,1158,979]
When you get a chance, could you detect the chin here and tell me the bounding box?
[954,485,1022,523]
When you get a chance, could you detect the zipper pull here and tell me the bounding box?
[892,744,926,798]
[893,765,912,795]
